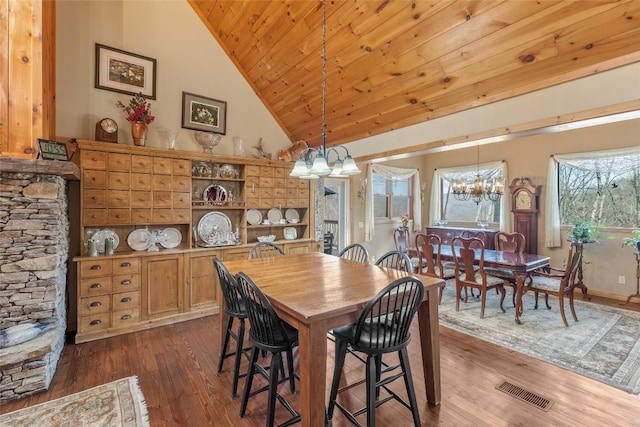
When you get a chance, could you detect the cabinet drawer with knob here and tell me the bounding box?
[79,313,110,334]
[112,291,140,311]
[79,277,112,297]
[112,258,140,275]
[79,295,110,315]
[111,308,140,329]
[79,259,112,278]
[112,274,140,293]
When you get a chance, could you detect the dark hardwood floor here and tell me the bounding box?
[2,297,640,426]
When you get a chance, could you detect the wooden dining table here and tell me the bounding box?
[439,246,550,324]
[222,251,445,427]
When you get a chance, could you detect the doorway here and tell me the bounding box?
[323,178,350,254]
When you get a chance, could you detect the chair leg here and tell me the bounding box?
[375,354,382,400]
[327,337,349,420]
[239,347,260,418]
[286,348,296,393]
[231,318,245,398]
[366,354,377,427]
[455,281,461,312]
[267,351,282,427]
[398,348,421,427]
[559,294,569,327]
[480,287,487,319]
[545,294,552,310]
[534,291,539,309]
[569,290,578,322]
[498,286,506,313]
[217,315,234,374]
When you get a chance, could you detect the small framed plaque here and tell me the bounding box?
[37,139,69,161]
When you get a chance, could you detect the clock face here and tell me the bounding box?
[100,118,117,133]
[515,190,532,210]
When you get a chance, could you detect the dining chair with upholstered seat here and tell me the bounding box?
[374,250,413,272]
[338,242,369,263]
[213,258,251,399]
[484,231,526,306]
[327,276,424,427]
[235,272,300,427]
[248,241,285,259]
[451,236,506,318]
[415,233,455,303]
[525,241,582,327]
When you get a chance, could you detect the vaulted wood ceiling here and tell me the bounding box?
[189,1,640,149]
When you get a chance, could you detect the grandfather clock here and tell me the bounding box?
[509,177,541,254]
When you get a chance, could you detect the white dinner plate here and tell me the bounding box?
[197,212,232,245]
[267,208,283,223]
[93,229,119,253]
[284,227,297,240]
[285,208,299,221]
[247,209,262,225]
[127,229,151,251]
[160,227,182,249]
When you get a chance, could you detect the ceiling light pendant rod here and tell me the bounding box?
[290,0,360,179]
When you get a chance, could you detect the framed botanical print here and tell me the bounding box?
[181,92,227,135]
[95,44,157,99]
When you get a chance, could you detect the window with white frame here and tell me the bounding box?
[558,153,640,228]
[372,173,413,220]
[544,146,640,248]
[440,175,501,224]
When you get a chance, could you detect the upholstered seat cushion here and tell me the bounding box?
[483,267,514,281]
[457,272,504,286]
[527,276,562,292]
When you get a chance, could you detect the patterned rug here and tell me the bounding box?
[438,282,640,394]
[0,376,149,426]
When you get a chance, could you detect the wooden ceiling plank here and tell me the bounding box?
[222,1,273,61]
[231,1,292,62]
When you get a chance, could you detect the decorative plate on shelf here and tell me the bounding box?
[284,227,297,240]
[160,227,182,249]
[127,229,151,251]
[285,208,300,222]
[197,212,232,245]
[247,209,262,225]
[267,208,283,223]
[203,184,227,205]
[93,229,119,253]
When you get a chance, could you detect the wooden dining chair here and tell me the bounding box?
[484,231,526,306]
[248,241,285,259]
[213,258,251,399]
[415,233,455,303]
[235,272,300,427]
[338,243,369,263]
[323,231,334,255]
[327,276,424,427]
[524,242,583,327]
[451,236,506,318]
[375,250,413,272]
[394,227,421,272]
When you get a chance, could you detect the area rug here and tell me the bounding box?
[0,376,149,426]
[438,282,640,394]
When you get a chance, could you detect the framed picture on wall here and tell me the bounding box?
[95,43,157,99]
[181,92,227,135]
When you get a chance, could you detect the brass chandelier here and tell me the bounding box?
[452,145,504,204]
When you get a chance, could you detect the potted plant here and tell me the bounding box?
[622,229,640,252]
[569,219,600,243]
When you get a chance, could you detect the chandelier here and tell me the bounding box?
[289,0,360,179]
[452,145,504,204]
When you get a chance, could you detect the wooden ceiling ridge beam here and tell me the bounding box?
[353,99,640,164]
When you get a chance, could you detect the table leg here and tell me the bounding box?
[417,287,441,405]
[297,319,327,427]
[514,273,525,325]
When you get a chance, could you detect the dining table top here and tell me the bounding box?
[221,251,445,427]
[439,245,550,273]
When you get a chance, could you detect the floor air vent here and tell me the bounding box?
[495,381,553,412]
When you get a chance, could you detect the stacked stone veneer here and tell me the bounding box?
[0,172,68,404]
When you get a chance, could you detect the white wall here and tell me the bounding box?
[56,0,289,156]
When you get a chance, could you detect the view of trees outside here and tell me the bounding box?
[441,179,500,224]
[559,162,640,228]
[373,174,411,218]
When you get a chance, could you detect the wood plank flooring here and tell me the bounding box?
[2,298,640,426]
